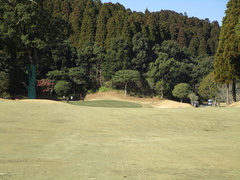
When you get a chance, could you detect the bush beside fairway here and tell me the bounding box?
[0,100,240,179]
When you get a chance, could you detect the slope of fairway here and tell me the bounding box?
[0,100,240,180]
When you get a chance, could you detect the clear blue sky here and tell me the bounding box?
[101,0,229,25]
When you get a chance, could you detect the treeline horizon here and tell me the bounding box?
[0,0,223,101]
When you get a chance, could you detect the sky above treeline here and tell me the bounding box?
[101,0,229,25]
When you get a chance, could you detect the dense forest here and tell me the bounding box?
[1,0,238,103]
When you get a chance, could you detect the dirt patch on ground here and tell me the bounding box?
[19,99,62,104]
[0,98,13,101]
[0,98,62,104]
[228,101,240,107]
[85,91,193,108]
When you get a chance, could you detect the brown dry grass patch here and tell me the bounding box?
[228,101,240,107]
[85,91,193,108]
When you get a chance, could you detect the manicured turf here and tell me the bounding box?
[0,100,240,179]
[69,100,143,108]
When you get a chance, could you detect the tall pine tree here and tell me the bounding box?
[69,0,87,47]
[214,0,240,104]
[79,0,97,47]
[95,4,111,48]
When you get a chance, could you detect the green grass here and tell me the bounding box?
[0,99,240,180]
[69,100,143,108]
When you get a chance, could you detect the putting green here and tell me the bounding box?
[69,100,143,108]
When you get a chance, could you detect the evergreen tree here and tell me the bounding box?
[122,20,132,44]
[103,36,131,80]
[105,17,116,49]
[198,72,220,103]
[155,80,166,99]
[0,0,223,98]
[1,0,69,98]
[112,70,140,96]
[0,71,10,96]
[114,10,126,35]
[52,0,62,17]
[188,35,199,57]
[210,22,220,54]
[61,0,72,19]
[94,0,102,12]
[128,13,144,35]
[197,28,205,40]
[54,80,72,96]
[214,0,240,104]
[69,0,87,47]
[177,27,187,47]
[172,83,191,102]
[145,14,159,45]
[93,43,105,86]
[236,18,240,37]
[95,4,111,48]
[191,55,214,86]
[202,20,211,39]
[79,0,97,47]
[170,23,179,41]
[77,42,105,88]
[207,38,216,55]
[51,42,76,70]
[198,39,208,55]
[147,52,180,98]
[105,10,126,48]
[159,40,192,64]
[132,33,151,74]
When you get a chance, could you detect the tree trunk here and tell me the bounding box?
[27,64,37,99]
[124,82,127,96]
[160,89,163,100]
[226,83,229,105]
[27,48,37,99]
[232,81,236,102]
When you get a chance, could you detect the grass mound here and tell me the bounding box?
[70,100,143,108]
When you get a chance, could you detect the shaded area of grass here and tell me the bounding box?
[69,100,143,108]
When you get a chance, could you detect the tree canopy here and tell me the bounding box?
[214,0,240,83]
[0,0,69,98]
[1,0,227,102]
[112,70,140,96]
[172,83,191,102]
